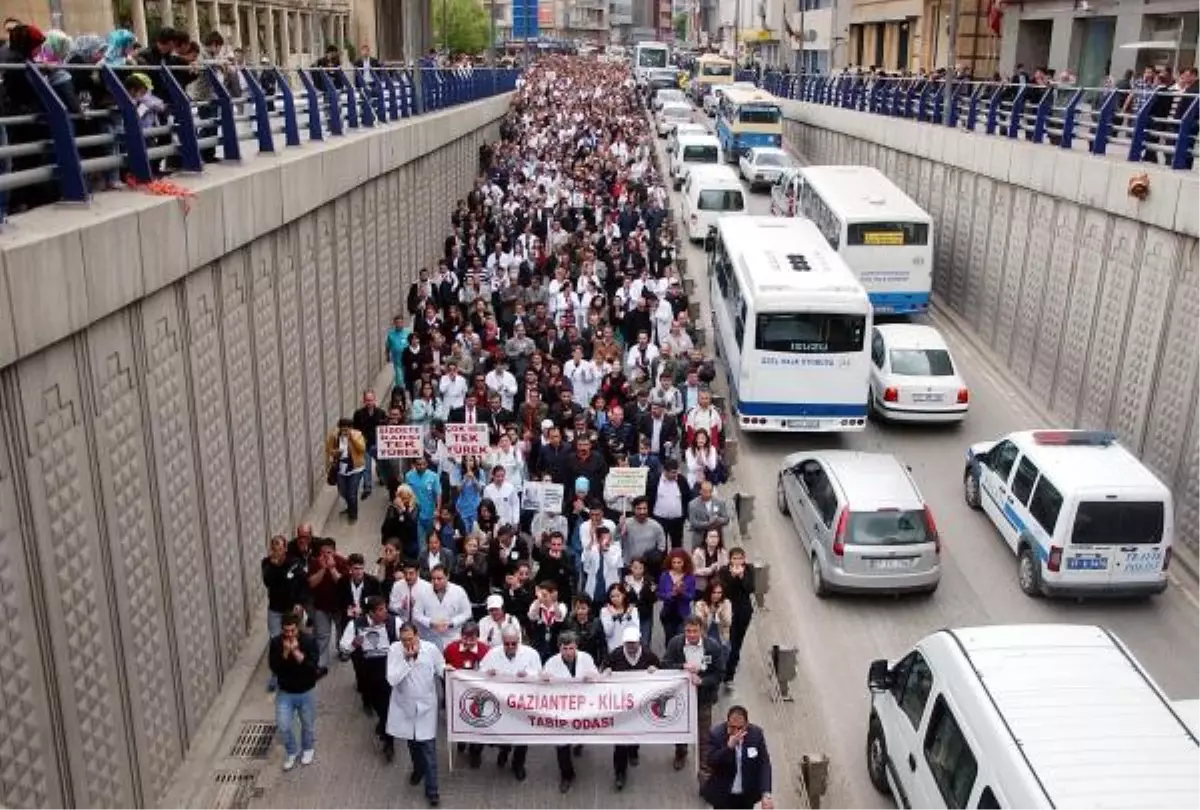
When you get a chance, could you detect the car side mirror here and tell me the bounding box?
[868,659,892,692]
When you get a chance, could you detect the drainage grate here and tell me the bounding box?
[210,769,259,810]
[229,720,275,759]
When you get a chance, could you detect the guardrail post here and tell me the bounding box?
[342,71,361,128]
[1089,88,1116,156]
[1006,85,1027,139]
[318,70,344,135]
[370,69,388,121]
[159,64,203,171]
[1172,97,1198,170]
[800,754,830,808]
[238,67,275,154]
[946,81,961,128]
[985,84,1004,134]
[22,65,88,201]
[204,65,241,161]
[903,80,918,119]
[1127,88,1161,162]
[353,69,374,127]
[1030,88,1052,143]
[752,562,769,611]
[770,645,797,701]
[932,83,945,123]
[382,69,399,120]
[966,83,983,131]
[1059,87,1084,150]
[918,81,934,121]
[296,69,322,141]
[99,64,153,182]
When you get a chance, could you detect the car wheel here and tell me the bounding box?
[776,477,789,515]
[811,555,828,598]
[866,717,890,794]
[1018,546,1043,597]
[963,469,982,510]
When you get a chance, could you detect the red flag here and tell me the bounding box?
[987,0,1005,36]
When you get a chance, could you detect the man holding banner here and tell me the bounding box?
[479,626,543,782]
[541,630,599,794]
[602,626,661,791]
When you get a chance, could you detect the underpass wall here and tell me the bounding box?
[0,93,509,808]
[782,101,1200,556]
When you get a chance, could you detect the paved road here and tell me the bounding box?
[655,104,1200,809]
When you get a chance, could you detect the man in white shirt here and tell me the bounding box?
[484,357,519,411]
[480,626,543,781]
[386,622,445,805]
[482,465,521,527]
[412,566,472,651]
[478,593,521,648]
[388,560,434,622]
[438,362,469,412]
[541,631,599,794]
[338,596,402,761]
[625,331,660,379]
[563,344,600,407]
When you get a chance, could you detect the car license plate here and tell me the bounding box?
[784,419,821,429]
[1066,555,1108,571]
[869,558,914,570]
[911,393,945,403]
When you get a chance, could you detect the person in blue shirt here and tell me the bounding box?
[404,455,442,553]
[386,314,411,401]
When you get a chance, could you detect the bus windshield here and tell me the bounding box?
[739,105,781,125]
[638,49,669,68]
[755,313,866,354]
[701,63,733,77]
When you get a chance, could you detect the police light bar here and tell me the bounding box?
[1032,430,1118,446]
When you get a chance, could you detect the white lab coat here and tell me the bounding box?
[388,576,434,621]
[581,540,624,603]
[478,613,522,648]
[413,582,473,650]
[480,643,543,677]
[386,640,445,741]
[543,650,598,680]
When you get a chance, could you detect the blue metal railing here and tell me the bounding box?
[0,64,521,221]
[753,72,1198,171]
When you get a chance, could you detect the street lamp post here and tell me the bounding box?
[442,0,448,53]
[943,0,959,125]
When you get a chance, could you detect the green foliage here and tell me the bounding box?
[433,0,492,56]
[673,12,688,41]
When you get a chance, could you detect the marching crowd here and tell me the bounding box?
[262,55,773,809]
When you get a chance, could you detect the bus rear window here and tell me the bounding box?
[755,313,866,354]
[739,106,781,125]
[682,145,719,163]
[1071,501,1165,546]
[697,190,745,212]
[639,50,668,68]
[701,63,733,77]
[847,222,930,247]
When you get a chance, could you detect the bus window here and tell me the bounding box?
[755,313,866,354]
[739,106,781,125]
[701,63,733,77]
[846,222,930,246]
[698,189,746,212]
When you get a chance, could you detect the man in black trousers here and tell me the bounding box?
[602,626,659,791]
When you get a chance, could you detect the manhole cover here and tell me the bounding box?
[210,769,259,810]
[229,720,275,759]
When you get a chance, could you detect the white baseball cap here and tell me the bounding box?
[621,626,641,643]
[486,594,505,610]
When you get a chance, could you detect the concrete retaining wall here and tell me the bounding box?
[783,101,1199,554]
[0,93,509,808]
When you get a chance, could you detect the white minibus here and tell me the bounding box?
[706,216,872,432]
[681,165,746,242]
[789,165,933,315]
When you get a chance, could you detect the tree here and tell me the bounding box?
[432,0,491,56]
[673,12,688,43]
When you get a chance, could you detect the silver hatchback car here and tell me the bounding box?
[776,451,941,596]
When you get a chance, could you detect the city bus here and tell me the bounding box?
[715,87,783,160]
[707,216,872,432]
[633,41,670,83]
[791,165,934,315]
[691,54,734,103]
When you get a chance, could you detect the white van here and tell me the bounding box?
[680,165,746,242]
[964,429,1173,598]
[670,133,722,190]
[866,624,1199,809]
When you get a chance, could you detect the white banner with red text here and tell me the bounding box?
[445,670,696,745]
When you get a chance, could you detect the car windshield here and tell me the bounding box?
[849,510,932,546]
[665,108,691,120]
[756,152,787,167]
[889,349,955,376]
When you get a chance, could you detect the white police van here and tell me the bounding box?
[963,430,1173,598]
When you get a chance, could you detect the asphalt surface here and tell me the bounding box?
[655,100,1200,809]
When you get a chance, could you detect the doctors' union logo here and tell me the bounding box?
[639,687,685,726]
[458,687,502,728]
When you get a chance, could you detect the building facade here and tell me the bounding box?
[997,0,1196,85]
[846,0,997,76]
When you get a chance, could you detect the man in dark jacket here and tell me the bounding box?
[647,459,693,550]
[268,613,321,769]
[565,435,608,503]
[718,547,756,686]
[663,616,726,776]
[701,706,774,809]
[603,626,660,790]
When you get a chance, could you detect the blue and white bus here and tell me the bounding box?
[715,87,783,159]
[791,165,934,315]
[707,216,872,432]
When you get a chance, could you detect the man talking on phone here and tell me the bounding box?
[701,705,775,810]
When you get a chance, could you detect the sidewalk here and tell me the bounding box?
[186,463,804,810]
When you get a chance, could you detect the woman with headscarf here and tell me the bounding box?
[103,28,137,65]
[0,24,52,214]
[35,29,81,114]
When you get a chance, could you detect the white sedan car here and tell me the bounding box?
[667,122,709,153]
[656,102,693,137]
[868,324,970,423]
[738,147,794,190]
[653,88,688,111]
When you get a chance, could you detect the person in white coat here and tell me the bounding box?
[478,593,522,648]
[389,561,434,623]
[563,345,600,407]
[541,631,599,794]
[412,566,472,651]
[386,622,445,807]
[481,465,521,526]
[480,625,543,782]
[581,526,624,609]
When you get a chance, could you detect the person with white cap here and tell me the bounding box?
[480,625,543,781]
[478,593,522,648]
[602,625,660,791]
